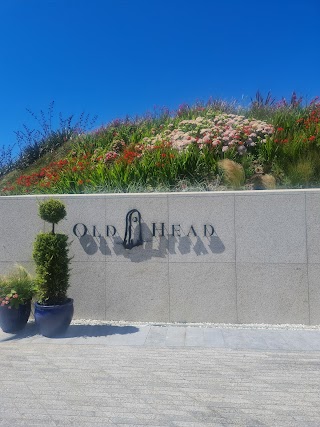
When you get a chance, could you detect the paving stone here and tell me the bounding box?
[164,326,186,346]
[185,326,204,347]
[203,328,225,348]
[145,325,168,346]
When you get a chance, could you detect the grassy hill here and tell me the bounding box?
[1,93,320,195]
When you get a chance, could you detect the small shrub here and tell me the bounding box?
[218,159,245,188]
[287,159,315,187]
[0,265,36,309]
[261,174,276,189]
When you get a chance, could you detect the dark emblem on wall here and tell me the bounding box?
[123,209,143,249]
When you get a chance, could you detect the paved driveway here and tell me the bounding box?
[1,323,320,426]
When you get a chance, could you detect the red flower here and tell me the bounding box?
[277,127,284,132]
[122,150,140,164]
[309,135,316,141]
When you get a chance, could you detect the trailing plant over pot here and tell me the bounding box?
[0,265,36,333]
[33,198,74,337]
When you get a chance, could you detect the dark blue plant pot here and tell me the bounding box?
[34,298,74,337]
[0,300,31,333]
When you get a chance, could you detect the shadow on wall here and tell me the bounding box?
[75,222,225,262]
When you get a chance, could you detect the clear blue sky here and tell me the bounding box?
[1,0,319,152]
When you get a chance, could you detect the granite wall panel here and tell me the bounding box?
[0,190,319,324]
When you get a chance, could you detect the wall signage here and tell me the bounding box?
[72,209,215,250]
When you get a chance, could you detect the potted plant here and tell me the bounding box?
[0,265,36,333]
[33,198,74,337]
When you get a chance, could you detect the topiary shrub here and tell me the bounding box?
[39,198,66,233]
[33,199,70,305]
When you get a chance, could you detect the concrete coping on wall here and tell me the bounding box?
[2,187,320,200]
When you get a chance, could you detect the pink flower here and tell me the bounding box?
[104,151,118,163]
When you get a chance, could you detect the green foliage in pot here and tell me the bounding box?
[33,199,71,305]
[0,265,36,309]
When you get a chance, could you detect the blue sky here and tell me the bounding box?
[1,0,319,152]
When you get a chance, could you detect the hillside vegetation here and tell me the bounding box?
[1,93,320,195]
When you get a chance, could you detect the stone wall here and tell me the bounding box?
[1,189,320,324]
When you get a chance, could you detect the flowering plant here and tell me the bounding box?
[142,113,274,154]
[0,266,36,309]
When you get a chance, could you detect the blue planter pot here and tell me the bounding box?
[34,298,74,337]
[0,300,31,333]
